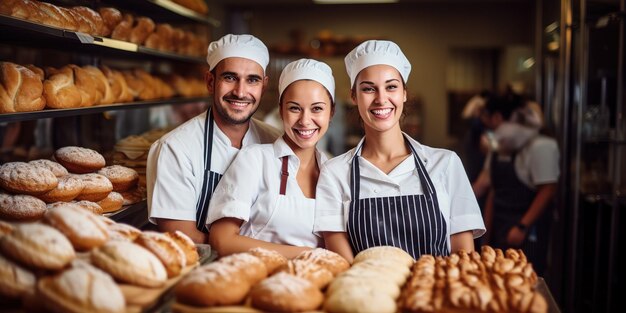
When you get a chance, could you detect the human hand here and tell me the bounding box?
[506,226,526,247]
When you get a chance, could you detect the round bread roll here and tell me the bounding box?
[72,200,104,215]
[54,146,106,174]
[0,252,36,299]
[350,257,411,280]
[119,185,145,205]
[338,265,407,286]
[96,191,123,213]
[276,259,334,289]
[0,192,47,221]
[324,284,397,313]
[38,175,84,203]
[219,253,267,285]
[0,220,13,235]
[107,222,141,242]
[91,241,167,288]
[175,262,250,307]
[29,159,68,177]
[74,174,113,202]
[0,223,75,271]
[353,246,415,267]
[326,275,401,299]
[249,272,323,313]
[165,230,199,266]
[294,248,350,276]
[248,247,287,274]
[37,265,125,313]
[135,231,186,278]
[43,203,109,251]
[97,165,138,192]
[97,215,115,226]
[0,162,58,195]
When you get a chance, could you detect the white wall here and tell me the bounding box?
[233,2,533,148]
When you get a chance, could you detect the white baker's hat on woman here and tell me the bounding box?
[344,40,411,87]
[206,34,270,73]
[278,58,335,102]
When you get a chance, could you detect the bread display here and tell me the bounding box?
[165,230,199,266]
[0,161,58,195]
[0,223,75,271]
[399,247,547,313]
[37,264,126,313]
[249,272,324,313]
[0,192,47,221]
[0,252,36,299]
[83,65,115,105]
[91,240,168,288]
[0,61,46,113]
[37,174,84,203]
[43,203,109,251]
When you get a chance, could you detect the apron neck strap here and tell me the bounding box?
[203,107,215,172]
[279,156,289,195]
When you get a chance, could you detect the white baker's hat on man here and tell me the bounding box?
[278,58,335,102]
[344,40,411,87]
[206,34,270,73]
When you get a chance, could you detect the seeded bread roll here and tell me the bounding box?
[135,231,186,278]
[0,223,75,271]
[0,162,58,195]
[37,265,125,313]
[43,203,108,251]
[175,261,250,307]
[38,175,84,203]
[249,272,323,313]
[0,252,36,299]
[54,146,106,174]
[91,241,167,288]
[165,230,199,266]
[276,259,333,289]
[0,192,47,221]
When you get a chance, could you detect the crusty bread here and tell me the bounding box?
[0,252,36,299]
[98,7,122,37]
[276,259,333,289]
[96,191,123,213]
[69,64,98,107]
[28,159,68,177]
[353,245,415,267]
[37,265,125,313]
[129,17,155,45]
[43,203,109,251]
[0,161,58,195]
[43,65,83,109]
[0,192,47,221]
[107,222,141,242]
[0,223,75,271]
[294,248,350,276]
[83,66,114,105]
[110,13,133,42]
[175,261,250,307]
[324,284,398,313]
[100,66,132,103]
[0,61,46,113]
[91,241,167,288]
[219,253,267,285]
[37,174,84,203]
[135,231,186,278]
[249,272,323,313]
[74,174,113,202]
[247,247,287,274]
[98,165,138,192]
[165,230,199,266]
[54,146,106,174]
[71,6,105,36]
[71,200,104,215]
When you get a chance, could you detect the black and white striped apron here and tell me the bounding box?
[195,108,222,233]
[347,139,450,259]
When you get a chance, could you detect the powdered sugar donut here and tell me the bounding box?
[54,146,106,174]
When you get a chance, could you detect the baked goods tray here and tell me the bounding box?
[0,15,205,64]
[106,200,149,229]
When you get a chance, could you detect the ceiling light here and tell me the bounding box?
[314,0,399,4]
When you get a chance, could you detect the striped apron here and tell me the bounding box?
[347,139,450,259]
[194,108,222,233]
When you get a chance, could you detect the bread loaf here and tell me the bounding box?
[71,6,105,36]
[43,202,109,251]
[129,17,155,45]
[100,66,132,103]
[136,231,186,278]
[1,62,46,113]
[83,66,114,105]
[176,261,251,307]
[43,65,83,109]
[98,7,122,37]
[0,223,75,271]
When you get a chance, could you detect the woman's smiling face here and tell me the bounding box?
[352,64,407,134]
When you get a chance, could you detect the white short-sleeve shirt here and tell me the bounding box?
[314,134,486,247]
[147,111,280,224]
[206,137,328,246]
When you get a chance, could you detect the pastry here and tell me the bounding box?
[0,161,58,195]
[43,203,109,251]
[165,230,199,266]
[74,174,113,202]
[54,146,106,174]
[37,174,84,203]
[0,223,75,271]
[249,272,323,313]
[248,247,287,274]
[0,192,47,221]
[91,241,167,288]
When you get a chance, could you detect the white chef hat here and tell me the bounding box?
[344,40,411,87]
[278,58,335,102]
[206,34,270,73]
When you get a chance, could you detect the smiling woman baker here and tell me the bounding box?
[207,59,335,259]
[314,40,485,263]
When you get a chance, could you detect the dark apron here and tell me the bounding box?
[347,138,450,259]
[194,108,222,233]
[490,151,550,274]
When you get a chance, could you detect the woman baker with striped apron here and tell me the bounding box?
[314,40,486,262]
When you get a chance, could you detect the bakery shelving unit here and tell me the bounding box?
[0,0,220,228]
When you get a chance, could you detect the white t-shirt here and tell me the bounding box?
[206,137,328,246]
[147,110,280,224]
[314,134,486,249]
[512,135,560,188]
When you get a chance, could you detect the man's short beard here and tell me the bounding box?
[213,96,257,125]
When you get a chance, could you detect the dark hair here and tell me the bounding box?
[484,93,524,120]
